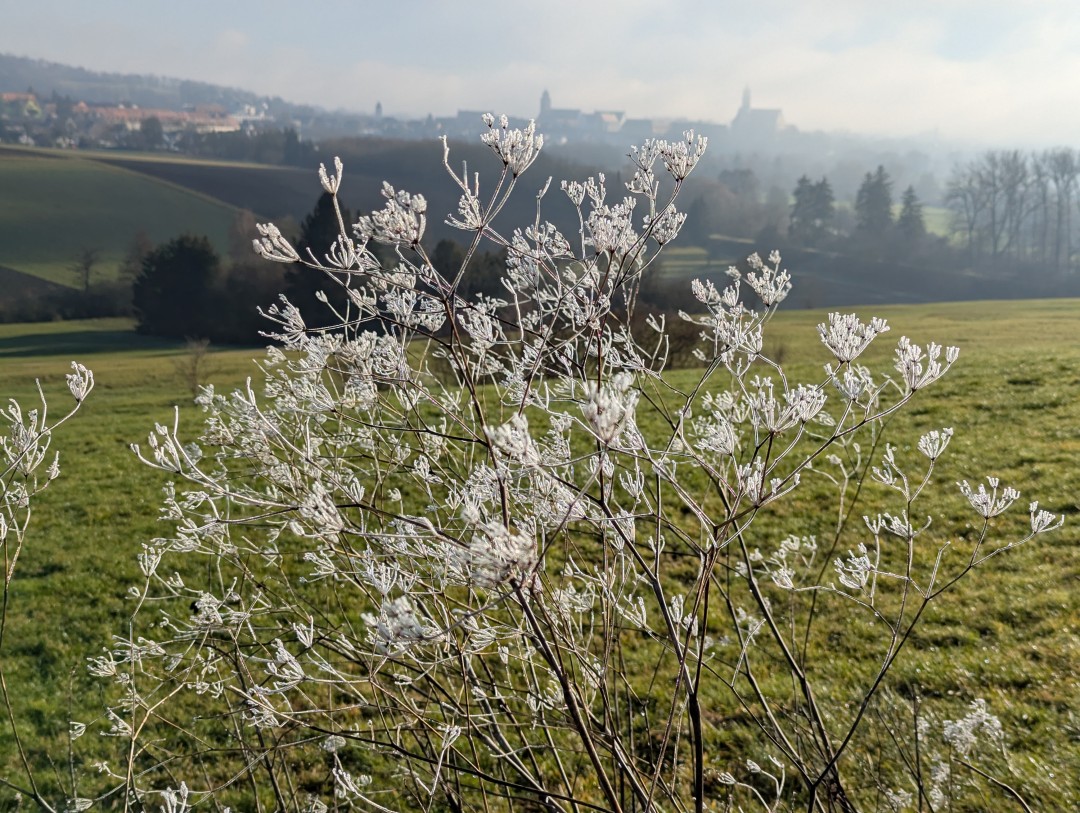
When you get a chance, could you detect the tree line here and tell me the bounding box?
[945,147,1079,275]
[786,166,930,260]
[782,149,1080,283]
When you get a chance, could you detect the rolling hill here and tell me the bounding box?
[0,146,240,284]
[0,140,594,291]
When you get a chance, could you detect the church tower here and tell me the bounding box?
[540,89,551,118]
[741,86,751,112]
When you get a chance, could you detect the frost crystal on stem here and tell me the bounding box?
[818,312,890,363]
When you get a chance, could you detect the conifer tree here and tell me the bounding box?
[855,165,894,238]
[789,175,834,245]
[285,192,353,327]
[897,184,926,245]
[133,234,220,338]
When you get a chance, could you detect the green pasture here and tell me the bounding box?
[0,299,1078,807]
[0,148,238,286]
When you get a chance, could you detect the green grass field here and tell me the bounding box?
[1,299,1079,808]
[0,147,240,285]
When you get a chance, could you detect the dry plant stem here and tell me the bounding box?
[0,376,90,812]
[956,759,1033,813]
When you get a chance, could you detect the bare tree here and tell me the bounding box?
[70,247,99,292]
[945,161,987,265]
[172,337,215,397]
[1047,147,1077,273]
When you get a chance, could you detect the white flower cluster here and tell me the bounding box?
[834,544,873,591]
[744,377,826,433]
[745,251,791,306]
[66,361,94,402]
[586,196,639,256]
[355,182,428,245]
[818,312,890,363]
[894,337,959,391]
[364,596,434,652]
[958,476,1020,518]
[642,206,687,245]
[252,222,301,263]
[657,130,708,181]
[458,520,538,588]
[581,372,638,445]
[480,114,544,176]
[917,427,954,460]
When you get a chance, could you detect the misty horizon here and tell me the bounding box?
[2,1,1079,150]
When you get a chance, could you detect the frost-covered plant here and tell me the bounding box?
[875,693,1033,813]
[1,363,93,809]
[86,120,1059,812]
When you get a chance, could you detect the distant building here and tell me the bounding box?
[538,89,583,138]
[86,104,240,134]
[1,91,41,118]
[620,117,672,142]
[730,87,785,148]
[537,90,625,143]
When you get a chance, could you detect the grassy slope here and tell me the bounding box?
[0,148,239,285]
[0,299,1078,807]
[93,152,320,221]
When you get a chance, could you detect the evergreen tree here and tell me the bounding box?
[283,128,316,167]
[285,193,353,327]
[215,262,288,344]
[855,166,894,238]
[228,209,261,264]
[431,238,466,282]
[460,247,508,301]
[789,175,834,246]
[789,176,814,243]
[897,185,926,245]
[133,235,221,338]
[431,238,507,301]
[683,196,717,245]
[811,178,835,236]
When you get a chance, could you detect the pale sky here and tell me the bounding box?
[3,0,1079,147]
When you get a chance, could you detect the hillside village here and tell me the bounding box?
[1,90,253,148]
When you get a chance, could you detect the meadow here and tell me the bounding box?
[1,296,1079,808]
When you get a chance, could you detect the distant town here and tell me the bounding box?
[1,79,798,153]
[0,52,824,154]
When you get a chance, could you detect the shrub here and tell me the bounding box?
[7,119,1062,812]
